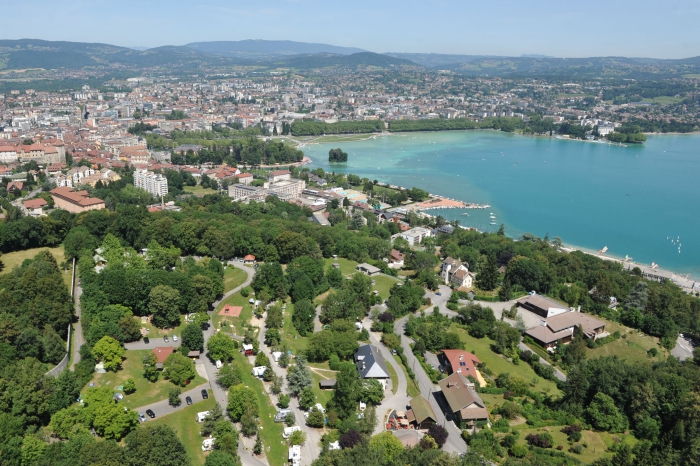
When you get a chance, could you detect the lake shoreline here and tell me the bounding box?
[303,131,700,281]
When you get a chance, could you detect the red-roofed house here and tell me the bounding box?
[152,347,175,370]
[23,198,48,216]
[7,181,24,193]
[244,254,256,264]
[390,249,404,268]
[440,349,481,378]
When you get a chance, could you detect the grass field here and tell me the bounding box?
[224,267,248,293]
[87,349,207,409]
[393,355,420,397]
[184,185,220,196]
[642,96,684,105]
[280,302,309,355]
[450,324,560,396]
[584,320,667,363]
[385,359,399,395]
[148,397,218,466]
[512,424,611,464]
[322,257,401,300]
[214,292,256,335]
[141,315,189,339]
[233,351,286,466]
[0,246,72,288]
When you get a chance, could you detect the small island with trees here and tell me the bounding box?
[328,148,349,163]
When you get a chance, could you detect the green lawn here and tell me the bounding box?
[0,246,72,287]
[584,320,667,364]
[450,324,560,397]
[393,355,420,398]
[148,397,218,466]
[213,292,256,335]
[512,425,611,464]
[386,359,399,395]
[233,351,286,466]
[310,371,335,408]
[322,257,401,301]
[642,96,684,105]
[224,266,248,293]
[87,349,207,410]
[280,302,309,355]
[184,185,220,196]
[141,315,189,339]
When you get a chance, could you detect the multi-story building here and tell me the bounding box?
[134,169,168,197]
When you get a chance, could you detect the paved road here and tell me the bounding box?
[70,279,83,370]
[133,383,211,419]
[125,338,181,350]
[393,313,465,454]
[255,316,321,466]
[672,335,694,361]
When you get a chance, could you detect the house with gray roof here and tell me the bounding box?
[354,344,390,388]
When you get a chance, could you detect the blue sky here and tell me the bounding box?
[4,0,700,58]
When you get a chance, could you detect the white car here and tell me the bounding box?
[172,335,178,342]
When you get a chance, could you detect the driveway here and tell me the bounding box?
[125,338,181,350]
[132,382,211,419]
[672,335,694,361]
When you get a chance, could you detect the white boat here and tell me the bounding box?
[490,221,497,225]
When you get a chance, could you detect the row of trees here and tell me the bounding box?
[290,120,383,136]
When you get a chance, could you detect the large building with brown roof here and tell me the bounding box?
[525,311,607,350]
[437,372,489,429]
[50,187,105,213]
[516,293,570,318]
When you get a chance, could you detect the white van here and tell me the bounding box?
[283,426,301,439]
[197,411,211,423]
[215,360,222,370]
[202,438,216,451]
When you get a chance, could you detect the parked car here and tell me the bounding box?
[143,336,149,344]
[186,396,193,405]
[201,322,210,331]
[201,389,209,400]
[172,335,178,342]
[146,409,156,418]
[138,413,147,422]
[163,335,169,343]
[436,292,442,296]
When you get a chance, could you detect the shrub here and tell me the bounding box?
[278,394,290,409]
[510,444,529,458]
[570,444,584,454]
[241,288,250,298]
[493,418,510,432]
[427,425,448,447]
[339,429,362,449]
[123,378,136,394]
[526,432,553,448]
[647,347,658,357]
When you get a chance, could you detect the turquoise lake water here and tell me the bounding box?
[303,131,700,278]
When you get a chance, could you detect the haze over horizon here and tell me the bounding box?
[2,0,700,59]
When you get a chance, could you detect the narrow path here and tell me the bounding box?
[518,342,567,382]
[70,280,83,370]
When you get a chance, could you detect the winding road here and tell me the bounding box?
[124,261,265,466]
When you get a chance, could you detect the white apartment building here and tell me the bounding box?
[134,169,168,197]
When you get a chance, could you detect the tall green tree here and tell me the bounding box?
[123,425,191,466]
[148,285,181,329]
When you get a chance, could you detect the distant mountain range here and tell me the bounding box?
[186,39,366,59]
[0,39,699,78]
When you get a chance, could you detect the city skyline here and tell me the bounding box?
[2,0,700,59]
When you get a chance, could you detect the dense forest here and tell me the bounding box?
[388,116,526,133]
